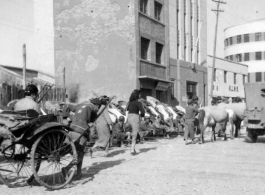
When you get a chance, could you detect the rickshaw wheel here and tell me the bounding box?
[31,129,77,190]
[0,138,40,187]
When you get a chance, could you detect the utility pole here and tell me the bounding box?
[23,44,26,89]
[210,0,226,103]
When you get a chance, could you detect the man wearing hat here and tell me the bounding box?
[184,99,199,145]
[62,97,104,180]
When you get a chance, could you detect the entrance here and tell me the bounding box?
[140,88,152,100]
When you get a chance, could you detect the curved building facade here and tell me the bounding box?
[224,18,265,76]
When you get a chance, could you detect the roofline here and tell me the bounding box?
[224,18,265,32]
[207,55,248,67]
[1,65,55,78]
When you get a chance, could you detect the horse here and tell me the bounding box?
[217,102,246,137]
[198,106,229,144]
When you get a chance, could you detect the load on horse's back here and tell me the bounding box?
[198,106,228,144]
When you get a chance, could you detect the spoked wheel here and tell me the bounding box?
[0,138,38,187]
[31,129,77,190]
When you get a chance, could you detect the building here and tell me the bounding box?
[54,0,208,106]
[207,55,248,103]
[0,65,55,108]
[0,0,54,76]
[224,18,265,83]
[169,0,208,107]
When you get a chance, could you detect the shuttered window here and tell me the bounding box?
[141,37,150,60]
[156,42,163,64]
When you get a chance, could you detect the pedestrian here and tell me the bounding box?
[89,102,113,157]
[126,89,145,155]
[184,99,199,145]
[7,89,25,110]
[62,98,103,180]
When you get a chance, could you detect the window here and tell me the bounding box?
[243,75,245,84]
[226,39,228,46]
[229,37,233,45]
[256,72,262,82]
[140,0,148,14]
[229,55,233,61]
[187,81,197,99]
[214,69,216,81]
[256,52,262,60]
[255,32,262,41]
[244,34,249,42]
[141,37,150,60]
[225,56,228,60]
[224,71,227,83]
[234,73,237,84]
[244,53,249,61]
[248,73,250,82]
[156,42,163,64]
[237,35,241,44]
[236,54,242,62]
[154,1,162,21]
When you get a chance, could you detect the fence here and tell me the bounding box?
[0,82,65,110]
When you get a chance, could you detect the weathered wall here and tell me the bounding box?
[54,0,137,103]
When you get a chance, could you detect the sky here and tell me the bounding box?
[207,0,265,58]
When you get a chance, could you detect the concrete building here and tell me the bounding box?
[224,18,265,83]
[169,0,208,107]
[207,55,248,102]
[0,0,54,76]
[54,0,208,106]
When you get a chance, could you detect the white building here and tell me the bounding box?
[207,55,248,103]
[224,18,265,82]
[0,0,54,76]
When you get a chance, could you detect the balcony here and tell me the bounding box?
[140,60,166,80]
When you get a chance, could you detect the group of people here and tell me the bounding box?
[1,85,198,181]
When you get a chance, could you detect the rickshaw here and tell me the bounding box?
[0,109,77,190]
[0,95,115,190]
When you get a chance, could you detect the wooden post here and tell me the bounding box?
[63,67,66,102]
[23,44,27,89]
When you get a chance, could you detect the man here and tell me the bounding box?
[14,84,40,114]
[139,115,155,142]
[184,99,199,145]
[62,98,104,180]
[173,114,185,132]
[7,89,25,110]
[112,116,130,147]
[152,115,169,136]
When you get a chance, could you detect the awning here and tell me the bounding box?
[138,76,174,91]
[138,76,174,83]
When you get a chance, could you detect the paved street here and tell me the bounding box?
[1,129,265,195]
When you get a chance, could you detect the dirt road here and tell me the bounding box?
[1,129,265,195]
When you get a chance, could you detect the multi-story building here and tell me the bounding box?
[54,0,208,106]
[224,18,265,83]
[207,55,248,103]
[169,0,208,107]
